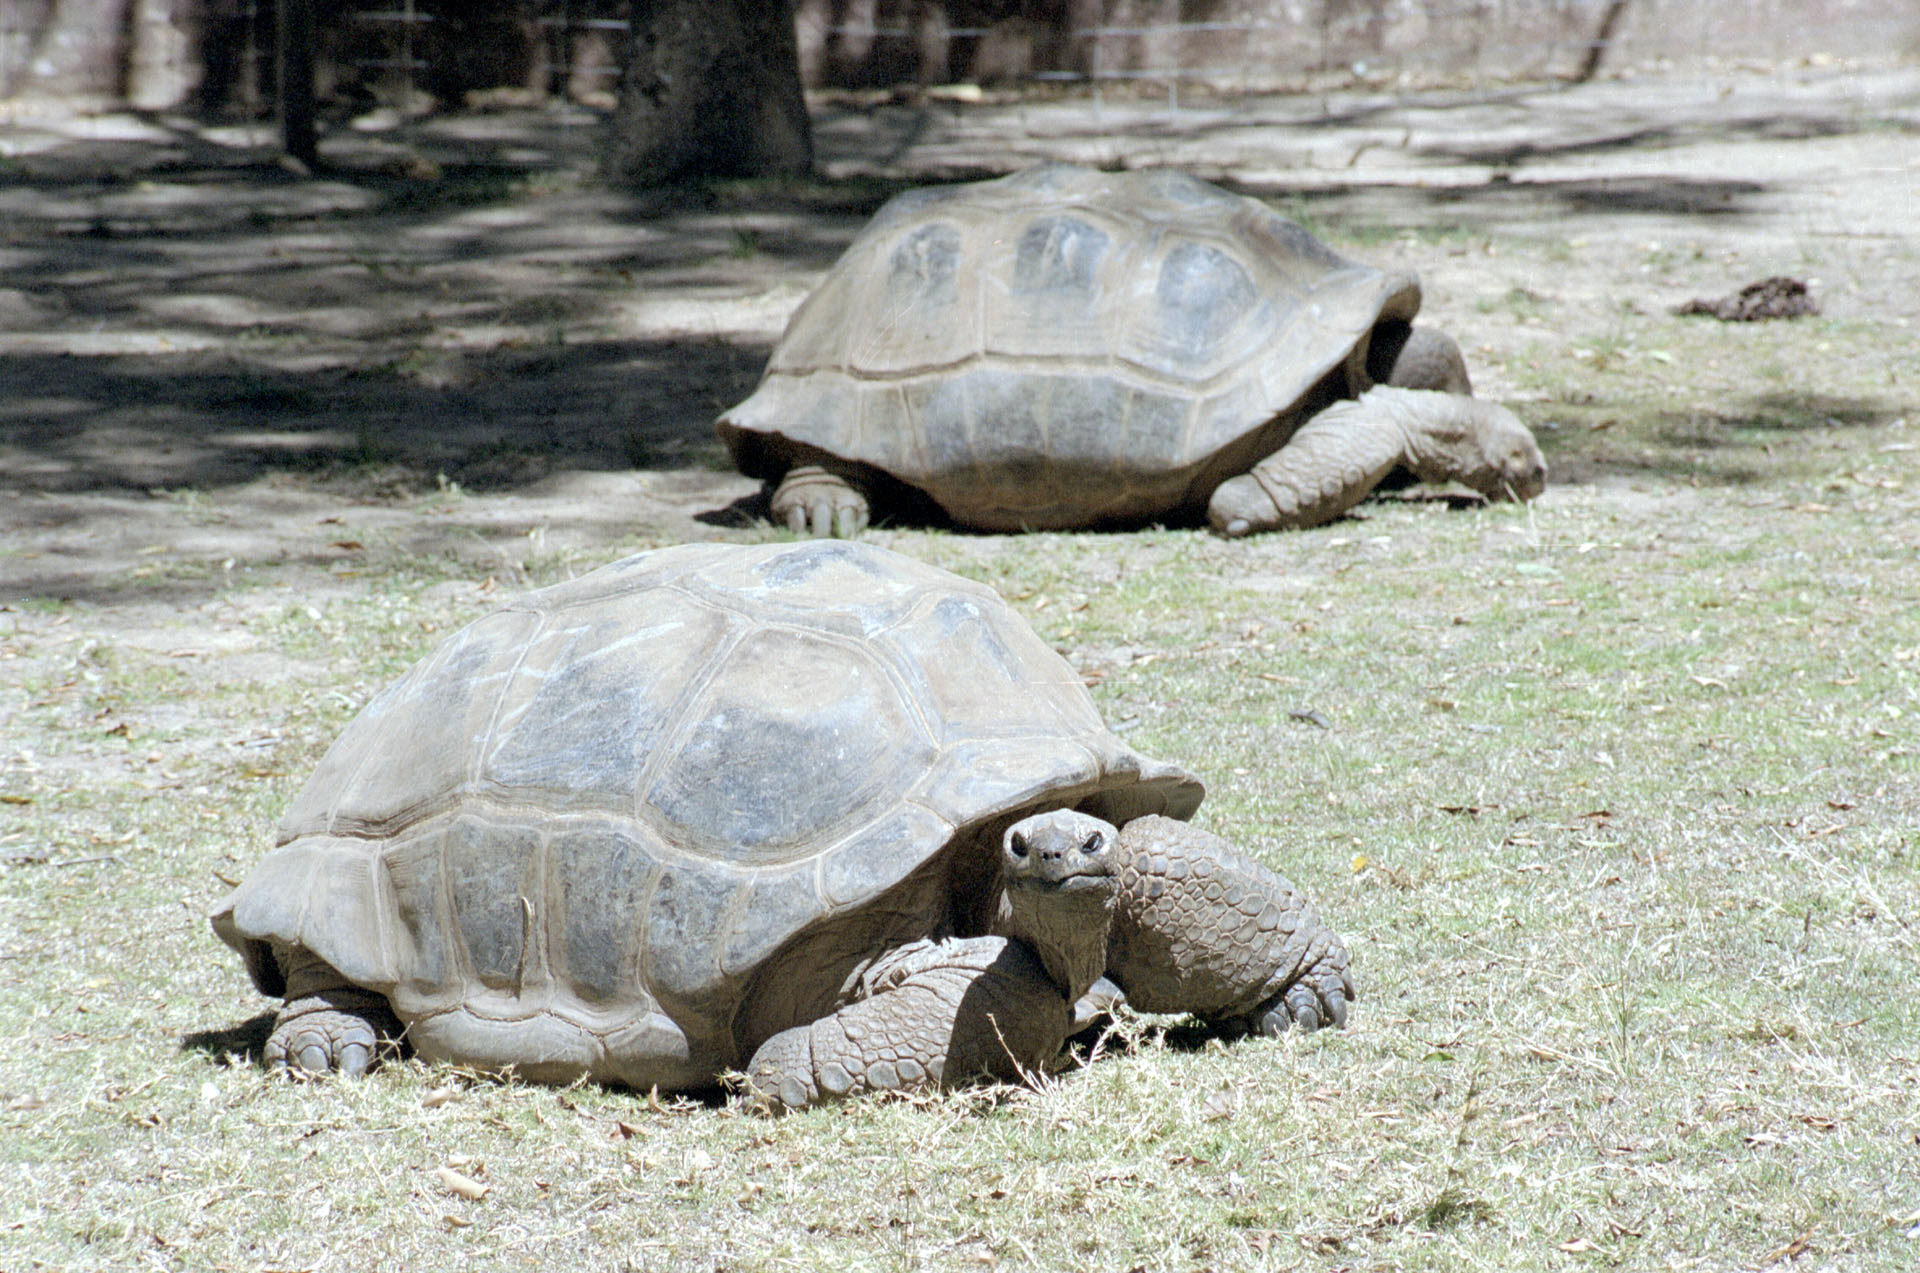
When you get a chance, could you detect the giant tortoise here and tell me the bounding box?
[717,164,1545,538]
[212,540,1353,1108]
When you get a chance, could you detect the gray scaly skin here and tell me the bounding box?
[254,812,1354,1106]
[744,810,1354,1111]
[1382,326,1474,395]
[1207,386,1547,538]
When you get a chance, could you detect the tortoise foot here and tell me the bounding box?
[771,465,870,538]
[1070,975,1127,1034]
[1246,964,1355,1036]
[264,991,399,1077]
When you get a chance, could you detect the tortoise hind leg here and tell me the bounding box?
[770,464,871,538]
[264,947,402,1077]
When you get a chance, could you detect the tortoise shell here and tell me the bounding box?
[717,164,1422,530]
[212,540,1201,1089]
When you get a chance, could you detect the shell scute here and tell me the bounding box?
[1122,239,1263,381]
[281,608,539,841]
[444,814,541,993]
[482,595,726,815]
[640,855,748,1015]
[382,828,453,1003]
[643,625,930,868]
[548,822,656,1007]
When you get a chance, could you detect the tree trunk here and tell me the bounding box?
[126,0,204,109]
[278,0,316,168]
[606,0,812,185]
[1572,0,1630,84]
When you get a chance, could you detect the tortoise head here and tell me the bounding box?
[999,809,1120,1001]
[1399,392,1547,503]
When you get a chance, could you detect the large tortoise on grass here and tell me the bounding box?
[212,541,1353,1108]
[718,164,1545,538]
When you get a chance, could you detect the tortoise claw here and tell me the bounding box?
[832,501,867,540]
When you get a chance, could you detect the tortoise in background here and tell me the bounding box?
[717,164,1545,538]
[212,541,1353,1108]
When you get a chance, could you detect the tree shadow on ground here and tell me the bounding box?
[0,334,759,498]
[1417,109,1916,167]
[4,91,1907,525]
[1535,389,1907,489]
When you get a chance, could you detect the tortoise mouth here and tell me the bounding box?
[1007,873,1114,896]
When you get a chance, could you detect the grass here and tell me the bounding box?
[3,172,1919,1273]
[7,441,1915,1270]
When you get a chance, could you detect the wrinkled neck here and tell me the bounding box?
[1364,387,1456,482]
[999,889,1113,1002]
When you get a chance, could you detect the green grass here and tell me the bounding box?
[3,188,1919,1273]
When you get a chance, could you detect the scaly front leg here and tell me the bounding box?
[748,811,1119,1110]
[1104,815,1355,1034]
[1206,396,1408,536]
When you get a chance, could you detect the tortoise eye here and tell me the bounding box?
[1009,832,1030,858]
[1081,831,1105,854]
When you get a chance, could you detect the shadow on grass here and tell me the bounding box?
[1064,1012,1269,1066]
[178,1011,735,1109]
[1536,388,1907,488]
[180,1011,276,1065]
